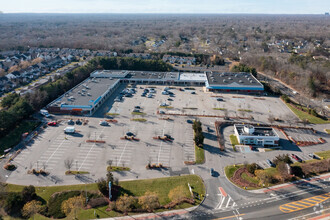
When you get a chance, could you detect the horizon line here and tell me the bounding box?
[1,12,328,15]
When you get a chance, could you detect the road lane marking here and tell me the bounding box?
[279,192,330,213]
[213,213,245,220]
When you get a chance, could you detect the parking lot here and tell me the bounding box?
[8,84,323,186]
[283,128,321,143]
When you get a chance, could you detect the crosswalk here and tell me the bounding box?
[216,187,237,211]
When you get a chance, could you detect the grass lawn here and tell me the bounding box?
[285,102,329,124]
[237,109,252,112]
[5,183,99,202]
[106,113,119,116]
[213,108,226,110]
[315,150,330,159]
[131,118,147,122]
[225,164,244,179]
[4,175,204,219]
[0,120,40,154]
[195,144,205,164]
[131,112,146,115]
[229,134,239,152]
[107,166,130,172]
[118,175,205,205]
[241,173,259,184]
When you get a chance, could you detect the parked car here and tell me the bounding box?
[135,106,141,109]
[67,119,74,125]
[162,91,169,95]
[159,110,165,114]
[210,168,215,176]
[187,119,193,124]
[75,120,82,125]
[99,121,109,126]
[291,154,302,162]
[217,98,223,101]
[147,94,153,98]
[266,159,275,167]
[167,98,173,101]
[47,121,57,126]
[132,109,140,113]
[179,88,184,91]
[308,153,318,159]
[191,91,196,94]
[160,103,168,107]
[141,93,146,97]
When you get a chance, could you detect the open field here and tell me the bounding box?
[284,102,329,124]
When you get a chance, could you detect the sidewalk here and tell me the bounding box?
[99,206,196,220]
[249,172,330,194]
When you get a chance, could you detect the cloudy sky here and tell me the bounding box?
[1,0,329,14]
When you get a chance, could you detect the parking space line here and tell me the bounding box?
[78,127,105,171]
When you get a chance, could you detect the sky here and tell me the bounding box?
[1,0,329,14]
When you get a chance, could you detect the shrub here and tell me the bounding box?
[21,185,37,203]
[138,192,160,212]
[61,195,85,216]
[97,178,108,196]
[4,192,24,216]
[47,191,81,218]
[115,194,137,214]
[246,163,259,175]
[273,154,292,166]
[88,197,108,208]
[281,95,290,103]
[22,200,44,218]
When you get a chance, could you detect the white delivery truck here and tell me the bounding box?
[40,109,50,118]
[64,126,75,134]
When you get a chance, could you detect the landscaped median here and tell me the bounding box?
[225,153,330,190]
[2,175,205,219]
[229,134,239,152]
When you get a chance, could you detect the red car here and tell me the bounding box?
[291,154,302,162]
[47,121,57,126]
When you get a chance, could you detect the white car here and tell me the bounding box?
[99,121,109,126]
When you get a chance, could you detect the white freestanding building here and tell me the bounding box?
[234,124,279,146]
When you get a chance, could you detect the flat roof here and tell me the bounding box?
[51,77,120,108]
[235,124,278,137]
[126,71,179,81]
[91,70,129,78]
[206,72,263,88]
[179,72,207,82]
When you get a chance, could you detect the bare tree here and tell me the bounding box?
[107,160,113,168]
[64,158,74,171]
